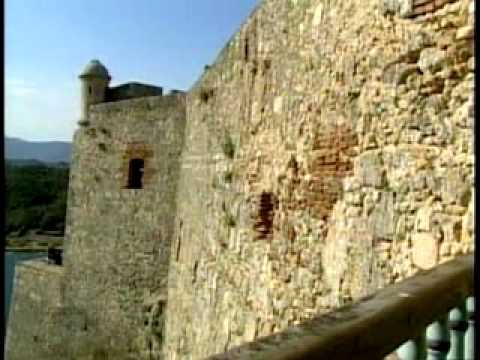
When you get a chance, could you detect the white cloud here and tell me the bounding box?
[5,79,80,141]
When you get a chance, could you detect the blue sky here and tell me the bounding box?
[5,0,259,142]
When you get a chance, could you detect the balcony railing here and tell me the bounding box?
[207,254,474,360]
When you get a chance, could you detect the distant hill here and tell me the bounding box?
[6,159,69,168]
[5,137,72,164]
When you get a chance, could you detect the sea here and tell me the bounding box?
[4,251,46,333]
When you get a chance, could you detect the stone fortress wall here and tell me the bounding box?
[6,89,187,359]
[163,0,474,358]
[61,94,186,358]
[5,261,65,359]
[5,0,474,359]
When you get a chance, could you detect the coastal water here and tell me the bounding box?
[4,251,46,332]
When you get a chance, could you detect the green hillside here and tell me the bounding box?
[5,161,69,237]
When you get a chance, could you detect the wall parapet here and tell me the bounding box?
[89,93,186,115]
[5,259,66,360]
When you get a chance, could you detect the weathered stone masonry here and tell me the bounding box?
[62,95,186,358]
[7,90,186,360]
[164,0,474,358]
[5,262,65,359]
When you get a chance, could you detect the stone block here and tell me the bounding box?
[414,201,435,235]
[355,152,385,188]
[273,96,283,114]
[384,64,419,85]
[456,26,474,40]
[383,0,414,16]
[369,191,396,240]
[441,170,470,205]
[418,48,447,74]
[467,57,474,72]
[312,3,324,26]
[412,232,439,269]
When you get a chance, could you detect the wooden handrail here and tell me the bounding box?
[207,254,474,360]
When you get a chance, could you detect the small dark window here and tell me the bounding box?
[47,247,63,265]
[89,86,92,95]
[127,158,144,189]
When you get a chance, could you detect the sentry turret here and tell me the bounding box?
[79,59,111,120]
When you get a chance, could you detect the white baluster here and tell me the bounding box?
[447,306,467,360]
[426,317,450,360]
[465,296,475,360]
[396,335,427,360]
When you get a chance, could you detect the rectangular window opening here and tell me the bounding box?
[127,158,145,189]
